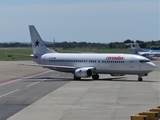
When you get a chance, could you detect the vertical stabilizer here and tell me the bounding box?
[29,25,57,55]
[133,43,142,51]
[126,43,140,54]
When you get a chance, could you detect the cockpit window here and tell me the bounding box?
[139,59,150,63]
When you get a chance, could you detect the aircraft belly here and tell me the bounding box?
[96,70,151,74]
[96,62,151,74]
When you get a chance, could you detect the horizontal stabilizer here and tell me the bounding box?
[5,52,34,57]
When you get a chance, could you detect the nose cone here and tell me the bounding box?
[148,62,157,71]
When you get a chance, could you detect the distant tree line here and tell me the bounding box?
[0,39,160,49]
[0,42,30,48]
[107,39,160,49]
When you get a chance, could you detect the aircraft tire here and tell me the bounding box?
[74,76,81,80]
[92,74,99,80]
[138,77,143,81]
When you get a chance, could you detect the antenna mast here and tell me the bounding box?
[53,38,55,49]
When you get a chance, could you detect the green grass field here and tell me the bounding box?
[0,48,33,61]
[0,47,130,61]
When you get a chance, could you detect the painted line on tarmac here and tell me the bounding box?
[26,74,60,87]
[0,89,19,97]
[51,74,60,78]
[26,82,40,87]
[0,70,53,87]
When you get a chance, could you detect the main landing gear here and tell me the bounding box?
[138,77,143,81]
[74,75,81,80]
[92,74,99,80]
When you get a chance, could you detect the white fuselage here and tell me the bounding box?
[33,53,156,75]
[28,25,157,81]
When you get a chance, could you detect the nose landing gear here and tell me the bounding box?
[138,74,148,81]
[138,74,143,81]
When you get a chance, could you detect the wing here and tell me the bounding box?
[19,63,77,72]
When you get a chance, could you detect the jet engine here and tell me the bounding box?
[75,68,93,77]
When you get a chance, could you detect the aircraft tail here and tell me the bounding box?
[133,43,142,51]
[29,25,57,55]
[126,43,141,54]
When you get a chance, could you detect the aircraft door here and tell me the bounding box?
[130,61,134,68]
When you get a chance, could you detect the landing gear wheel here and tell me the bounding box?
[74,76,81,80]
[138,77,143,81]
[92,74,99,80]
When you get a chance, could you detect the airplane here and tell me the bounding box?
[20,25,156,81]
[126,43,160,60]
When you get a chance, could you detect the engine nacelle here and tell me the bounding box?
[75,68,92,77]
[110,74,125,76]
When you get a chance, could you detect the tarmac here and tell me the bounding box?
[0,61,48,83]
[0,61,159,120]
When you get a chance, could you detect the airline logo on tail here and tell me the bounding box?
[34,40,40,47]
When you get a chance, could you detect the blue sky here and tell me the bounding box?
[0,0,159,43]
